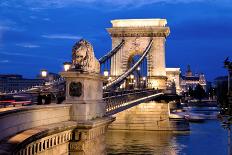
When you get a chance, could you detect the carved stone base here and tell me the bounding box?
[60,71,106,122]
[69,117,115,155]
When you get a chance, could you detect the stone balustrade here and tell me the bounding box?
[0,104,71,141]
[15,129,73,155]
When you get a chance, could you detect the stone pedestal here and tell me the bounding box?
[60,70,115,154]
[60,71,106,122]
[69,118,114,155]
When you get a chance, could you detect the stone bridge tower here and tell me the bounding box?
[107,19,170,89]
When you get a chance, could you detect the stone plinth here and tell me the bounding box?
[69,117,115,155]
[60,71,106,122]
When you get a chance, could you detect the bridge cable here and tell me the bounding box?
[103,39,153,90]
[98,39,125,64]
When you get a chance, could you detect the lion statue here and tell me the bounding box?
[72,39,100,73]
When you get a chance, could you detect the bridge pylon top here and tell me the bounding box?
[107,18,170,38]
[111,19,167,27]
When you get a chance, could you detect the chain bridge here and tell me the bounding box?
[0,19,189,155]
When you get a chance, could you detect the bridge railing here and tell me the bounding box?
[104,89,161,115]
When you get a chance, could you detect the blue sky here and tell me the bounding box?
[0,0,231,81]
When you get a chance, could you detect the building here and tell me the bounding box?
[180,65,207,92]
[166,68,181,93]
[37,72,61,82]
[0,74,45,93]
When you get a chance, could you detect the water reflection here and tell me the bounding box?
[106,130,189,155]
[106,121,228,155]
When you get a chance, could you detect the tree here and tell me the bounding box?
[188,86,194,97]
[193,84,206,101]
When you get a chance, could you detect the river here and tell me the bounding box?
[106,120,228,155]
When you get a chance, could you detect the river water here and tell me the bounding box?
[106,120,228,155]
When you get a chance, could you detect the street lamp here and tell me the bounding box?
[41,69,48,78]
[137,67,141,71]
[104,70,109,77]
[142,76,146,81]
[130,74,134,79]
[63,62,71,71]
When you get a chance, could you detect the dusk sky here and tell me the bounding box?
[0,0,232,81]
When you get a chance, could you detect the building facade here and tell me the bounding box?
[166,68,181,93]
[180,65,207,92]
[0,74,45,93]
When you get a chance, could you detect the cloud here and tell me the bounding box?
[16,43,40,48]
[0,60,10,63]
[0,22,24,43]
[43,18,50,21]
[0,25,11,31]
[44,0,232,8]
[42,34,82,40]
[29,15,37,19]
[0,51,65,61]
[1,0,230,10]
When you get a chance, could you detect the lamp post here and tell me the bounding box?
[129,75,134,89]
[63,62,72,72]
[228,69,232,95]
[41,69,48,78]
[103,70,109,77]
[142,76,146,88]
[130,74,134,79]
[224,57,232,95]
[142,76,146,81]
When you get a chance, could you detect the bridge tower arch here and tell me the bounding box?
[107,19,170,89]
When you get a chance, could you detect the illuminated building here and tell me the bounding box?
[180,65,206,92]
[0,74,45,93]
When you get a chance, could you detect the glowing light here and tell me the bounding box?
[137,67,141,71]
[153,80,159,89]
[104,70,109,77]
[108,77,112,81]
[130,75,134,79]
[41,70,47,78]
[63,62,71,71]
[142,77,146,81]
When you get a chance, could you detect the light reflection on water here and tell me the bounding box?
[106,120,227,155]
[106,130,188,155]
